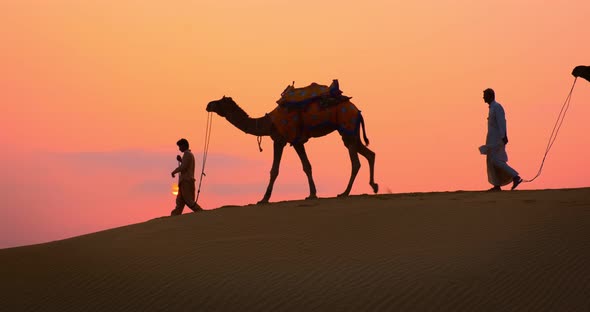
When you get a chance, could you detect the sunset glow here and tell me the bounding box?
[1,0,589,249]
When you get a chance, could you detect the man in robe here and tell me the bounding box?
[479,88,523,191]
[170,138,203,215]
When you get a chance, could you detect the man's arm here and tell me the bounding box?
[495,105,507,143]
[174,158,188,174]
[171,153,189,176]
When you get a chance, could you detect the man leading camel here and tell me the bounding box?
[170,138,203,215]
[479,88,523,191]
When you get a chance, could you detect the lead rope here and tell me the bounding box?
[523,77,578,183]
[196,112,213,203]
[255,118,263,152]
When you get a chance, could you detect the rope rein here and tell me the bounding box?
[196,109,263,203]
[257,136,263,152]
[255,118,263,152]
[196,112,213,203]
[523,77,578,183]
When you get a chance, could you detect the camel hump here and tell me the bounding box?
[277,79,346,108]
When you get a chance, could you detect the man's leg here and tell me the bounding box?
[491,158,518,178]
[181,180,203,212]
[188,202,203,212]
[511,175,523,190]
[491,158,522,190]
[170,184,186,216]
[486,156,504,191]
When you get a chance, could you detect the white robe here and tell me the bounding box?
[484,101,518,186]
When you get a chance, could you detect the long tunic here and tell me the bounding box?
[485,101,518,186]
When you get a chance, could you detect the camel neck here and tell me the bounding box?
[225,107,271,136]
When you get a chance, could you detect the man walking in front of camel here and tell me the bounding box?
[171,138,203,215]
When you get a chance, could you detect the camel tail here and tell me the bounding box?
[359,112,370,146]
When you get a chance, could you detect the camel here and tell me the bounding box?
[206,96,378,203]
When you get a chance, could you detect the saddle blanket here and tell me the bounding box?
[268,100,362,144]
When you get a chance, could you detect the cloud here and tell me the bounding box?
[46,150,270,199]
[51,150,266,173]
[51,150,176,172]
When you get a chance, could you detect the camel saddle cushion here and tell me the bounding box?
[276,80,348,108]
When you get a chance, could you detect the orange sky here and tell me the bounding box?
[1,0,589,248]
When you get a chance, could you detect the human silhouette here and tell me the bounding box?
[479,88,522,191]
[170,138,203,215]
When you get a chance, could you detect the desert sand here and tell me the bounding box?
[1,188,590,311]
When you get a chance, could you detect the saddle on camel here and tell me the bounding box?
[269,79,360,145]
[206,79,377,203]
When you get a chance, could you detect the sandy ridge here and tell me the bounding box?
[1,188,589,311]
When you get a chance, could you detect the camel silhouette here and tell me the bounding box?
[206,96,378,203]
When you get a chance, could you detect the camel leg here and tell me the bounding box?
[259,140,286,204]
[293,143,317,200]
[357,140,378,193]
[338,136,361,197]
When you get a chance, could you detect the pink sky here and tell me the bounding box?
[1,0,589,248]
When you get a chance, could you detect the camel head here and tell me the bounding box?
[206,96,236,118]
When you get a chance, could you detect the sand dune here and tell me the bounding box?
[2,188,590,311]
